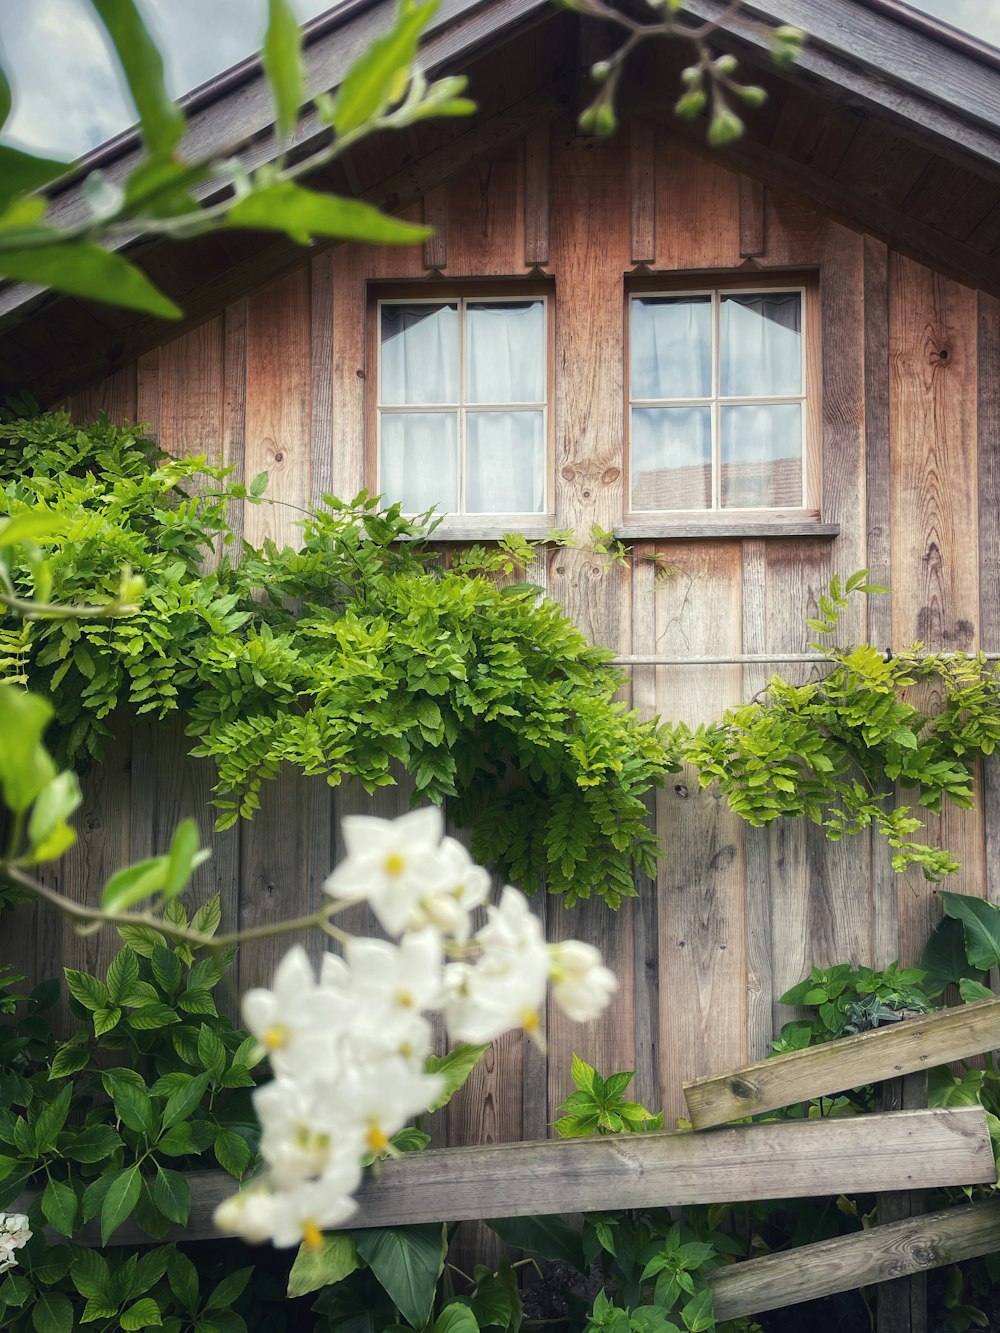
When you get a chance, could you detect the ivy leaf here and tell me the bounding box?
[153,1165,190,1224]
[90,0,185,158]
[0,237,181,318]
[226,183,430,246]
[287,1234,359,1298]
[41,1176,78,1237]
[263,0,306,141]
[101,1164,142,1243]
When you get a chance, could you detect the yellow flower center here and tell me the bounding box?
[521,1010,541,1034]
[396,990,414,1008]
[384,852,406,877]
[263,1024,290,1051]
[302,1221,324,1251]
[367,1124,390,1154]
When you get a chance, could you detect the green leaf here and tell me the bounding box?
[120,1297,162,1330]
[0,685,55,814]
[203,1267,253,1310]
[423,1043,488,1111]
[959,977,994,1002]
[64,969,107,1013]
[928,1065,984,1108]
[681,1287,714,1333]
[920,914,983,997]
[30,1289,74,1333]
[93,1006,123,1036]
[102,1070,156,1137]
[117,925,167,958]
[485,1215,586,1271]
[164,818,207,899]
[433,1307,480,1333]
[167,1249,199,1315]
[48,1045,89,1080]
[0,510,63,548]
[63,1123,124,1163]
[90,0,185,158]
[69,1248,112,1302]
[161,1070,211,1129]
[102,856,169,913]
[226,183,429,246]
[287,1233,359,1298]
[248,471,269,499]
[0,237,181,318]
[33,1082,73,1149]
[263,0,306,140]
[353,1224,446,1330]
[41,1176,78,1237]
[128,1003,181,1030]
[107,948,141,1004]
[940,892,1000,972]
[571,1052,597,1094]
[330,0,436,135]
[26,770,81,862]
[151,945,183,994]
[214,1128,252,1178]
[153,1165,190,1224]
[101,1164,142,1243]
[0,146,68,214]
[197,1024,227,1081]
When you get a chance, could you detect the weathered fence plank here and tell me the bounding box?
[710,1199,1000,1321]
[43,1107,993,1247]
[683,997,1000,1129]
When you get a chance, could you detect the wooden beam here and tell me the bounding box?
[25,1107,994,1247]
[684,996,1000,1129]
[738,174,765,257]
[629,119,656,264]
[710,1199,1000,1321]
[422,184,449,269]
[524,123,550,266]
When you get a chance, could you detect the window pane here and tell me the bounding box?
[630,406,711,511]
[720,403,803,508]
[466,302,545,404]
[631,296,711,400]
[720,292,801,398]
[466,411,544,513]
[380,413,458,512]
[380,303,458,405]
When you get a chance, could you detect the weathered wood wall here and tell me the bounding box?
[4,114,995,1149]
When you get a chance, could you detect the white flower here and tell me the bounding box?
[337,1057,445,1155]
[407,837,490,941]
[242,946,351,1077]
[0,1213,30,1270]
[323,808,444,935]
[254,1077,365,1188]
[214,1178,357,1249]
[342,928,444,1050]
[549,940,617,1022]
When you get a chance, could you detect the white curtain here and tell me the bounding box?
[631,406,711,511]
[380,303,458,405]
[466,411,544,513]
[466,302,544,404]
[380,413,457,513]
[721,293,801,397]
[720,403,802,508]
[631,297,711,401]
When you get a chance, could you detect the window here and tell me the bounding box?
[376,295,549,518]
[628,284,815,516]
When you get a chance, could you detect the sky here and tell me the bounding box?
[0,0,997,163]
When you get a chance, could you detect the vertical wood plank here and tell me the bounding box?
[524,125,550,266]
[446,149,523,276]
[244,269,312,549]
[655,543,746,1123]
[422,185,449,270]
[159,321,225,464]
[864,235,898,970]
[310,252,336,505]
[67,365,137,424]
[629,119,656,265]
[331,247,367,504]
[136,350,161,438]
[738,175,765,258]
[223,299,248,555]
[546,124,634,1129]
[889,255,982,964]
[979,292,1000,936]
[654,136,740,271]
[877,1071,929,1333]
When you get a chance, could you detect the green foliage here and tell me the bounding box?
[775,960,931,1046]
[0,413,677,908]
[553,1054,662,1137]
[676,571,999,880]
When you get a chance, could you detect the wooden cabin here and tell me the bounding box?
[2,0,999,1149]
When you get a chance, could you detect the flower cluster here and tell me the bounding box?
[0,1212,30,1273]
[214,809,616,1249]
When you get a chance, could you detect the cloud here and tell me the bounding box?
[0,0,331,160]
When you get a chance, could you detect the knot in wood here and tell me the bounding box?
[729,1077,758,1102]
[602,467,621,484]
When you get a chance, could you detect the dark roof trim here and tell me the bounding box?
[682,0,1000,171]
[862,0,1000,73]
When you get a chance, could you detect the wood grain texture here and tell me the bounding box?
[889,255,982,963]
[760,188,830,268]
[244,269,312,549]
[630,119,656,265]
[653,136,740,271]
[877,1072,929,1333]
[330,246,367,504]
[711,1199,1000,1321]
[738,175,765,257]
[684,997,1000,1129]
[67,365,137,424]
[45,1108,995,1246]
[446,147,522,276]
[977,292,1000,936]
[524,124,551,266]
[655,543,746,1123]
[309,252,336,505]
[422,184,449,270]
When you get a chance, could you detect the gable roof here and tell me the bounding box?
[2,0,999,401]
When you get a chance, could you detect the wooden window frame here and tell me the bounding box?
[620,272,823,536]
[367,280,556,540]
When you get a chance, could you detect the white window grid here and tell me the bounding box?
[376,295,549,517]
[628,286,808,513]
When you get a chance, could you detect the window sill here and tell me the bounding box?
[421,517,557,542]
[616,520,841,540]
